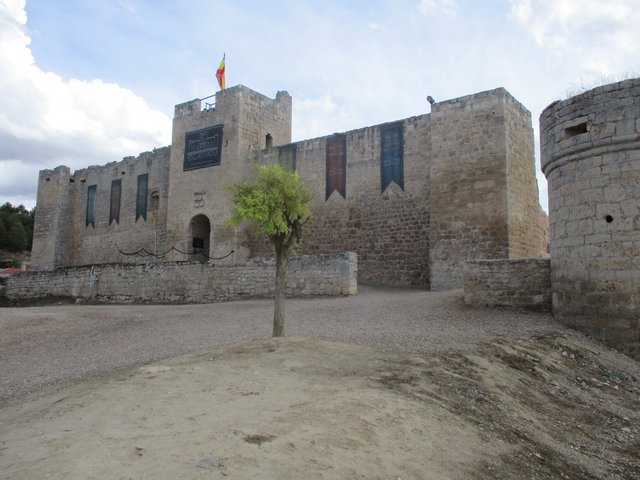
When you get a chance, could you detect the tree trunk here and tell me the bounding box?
[273,248,289,337]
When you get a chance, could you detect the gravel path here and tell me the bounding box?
[0,286,560,406]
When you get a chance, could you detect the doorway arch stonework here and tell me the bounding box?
[189,214,211,262]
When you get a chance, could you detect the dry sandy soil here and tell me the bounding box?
[1,329,639,479]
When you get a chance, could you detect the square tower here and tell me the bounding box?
[164,86,292,261]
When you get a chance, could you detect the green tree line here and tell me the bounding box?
[0,202,35,252]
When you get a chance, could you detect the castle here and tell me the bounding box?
[15,79,640,358]
[31,84,548,289]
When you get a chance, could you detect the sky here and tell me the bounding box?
[1,0,639,212]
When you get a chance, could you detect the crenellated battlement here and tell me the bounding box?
[31,84,545,290]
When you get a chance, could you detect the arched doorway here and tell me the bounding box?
[189,214,211,262]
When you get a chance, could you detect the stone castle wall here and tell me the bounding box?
[164,87,292,262]
[31,148,171,269]
[31,86,292,269]
[256,88,547,288]
[5,253,356,303]
[428,89,511,289]
[505,94,549,258]
[257,115,432,287]
[541,78,640,358]
[31,165,73,270]
[428,88,547,289]
[464,258,551,312]
[30,84,546,292]
[72,148,172,266]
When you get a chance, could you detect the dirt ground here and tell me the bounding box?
[1,331,639,479]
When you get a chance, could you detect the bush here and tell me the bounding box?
[0,202,34,252]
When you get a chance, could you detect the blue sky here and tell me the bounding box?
[1,0,639,211]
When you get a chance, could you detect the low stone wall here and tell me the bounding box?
[3,253,357,304]
[464,259,551,312]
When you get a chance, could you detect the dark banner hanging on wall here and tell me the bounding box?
[380,122,404,192]
[326,134,346,200]
[86,184,96,227]
[136,174,148,222]
[109,179,121,225]
[278,144,297,171]
[183,124,223,171]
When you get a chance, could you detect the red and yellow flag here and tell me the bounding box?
[216,54,226,90]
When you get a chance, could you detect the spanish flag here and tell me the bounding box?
[216,54,226,90]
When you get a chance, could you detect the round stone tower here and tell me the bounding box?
[541,78,640,358]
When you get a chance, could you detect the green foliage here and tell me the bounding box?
[0,202,35,252]
[6,218,26,252]
[226,164,311,337]
[0,218,7,249]
[226,163,312,249]
[227,163,313,337]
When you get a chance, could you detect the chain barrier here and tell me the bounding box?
[119,246,234,261]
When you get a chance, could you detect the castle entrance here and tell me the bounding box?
[189,214,211,262]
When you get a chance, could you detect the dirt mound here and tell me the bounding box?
[1,333,638,479]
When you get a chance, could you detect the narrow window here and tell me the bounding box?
[109,179,121,225]
[86,185,96,227]
[564,122,587,138]
[150,191,160,217]
[265,133,273,149]
[136,174,148,222]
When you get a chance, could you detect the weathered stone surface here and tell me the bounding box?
[5,253,357,303]
[541,78,640,358]
[429,89,548,290]
[31,86,292,271]
[464,259,551,312]
[31,84,546,290]
[257,88,547,288]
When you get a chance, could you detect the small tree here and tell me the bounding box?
[226,163,312,337]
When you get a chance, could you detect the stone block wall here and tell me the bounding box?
[505,94,549,258]
[164,86,292,263]
[31,84,546,293]
[3,253,357,304]
[429,89,511,290]
[541,78,640,358]
[31,165,73,270]
[253,88,546,289]
[464,258,551,311]
[32,149,172,269]
[32,86,293,270]
[70,148,172,266]
[256,115,431,287]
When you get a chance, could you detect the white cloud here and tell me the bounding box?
[117,0,136,13]
[509,0,640,76]
[293,94,364,142]
[0,0,171,207]
[417,0,457,15]
[0,0,26,23]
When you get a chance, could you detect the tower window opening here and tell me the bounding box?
[564,122,587,138]
[265,133,273,149]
